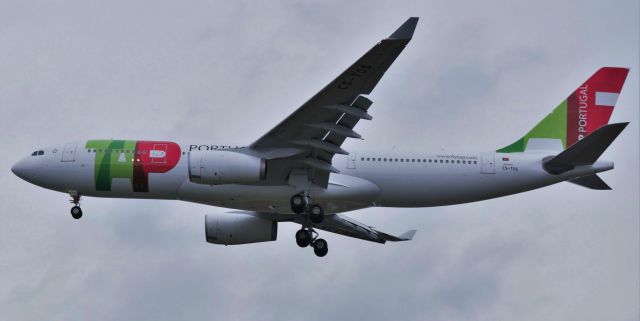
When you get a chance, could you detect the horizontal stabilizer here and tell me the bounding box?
[544,122,628,174]
[568,174,612,190]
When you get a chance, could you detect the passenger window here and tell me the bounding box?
[361,157,364,161]
[474,161,478,164]
[383,158,387,162]
[462,160,466,164]
[400,159,404,162]
[440,160,443,163]
[428,159,432,163]
[378,158,381,161]
[457,160,460,164]
[395,158,398,162]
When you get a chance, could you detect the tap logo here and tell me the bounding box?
[85,140,181,192]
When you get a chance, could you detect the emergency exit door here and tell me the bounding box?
[347,152,356,169]
[481,152,495,174]
[61,143,77,162]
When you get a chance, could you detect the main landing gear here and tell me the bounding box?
[290,193,325,223]
[295,228,328,257]
[69,191,83,219]
[290,193,328,257]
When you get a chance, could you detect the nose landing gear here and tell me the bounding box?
[69,191,82,219]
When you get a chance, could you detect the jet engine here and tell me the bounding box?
[205,212,277,245]
[189,150,266,185]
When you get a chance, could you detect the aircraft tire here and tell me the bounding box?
[70,206,83,219]
[309,204,324,224]
[290,194,307,214]
[295,229,312,247]
[313,238,328,257]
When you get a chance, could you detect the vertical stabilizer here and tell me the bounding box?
[498,67,629,153]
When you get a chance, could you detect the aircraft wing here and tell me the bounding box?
[236,211,416,244]
[305,213,417,244]
[250,18,418,188]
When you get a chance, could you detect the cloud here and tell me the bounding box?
[0,1,638,321]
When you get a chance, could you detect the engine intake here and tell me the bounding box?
[205,212,277,245]
[189,150,266,185]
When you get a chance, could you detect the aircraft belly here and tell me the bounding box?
[177,173,379,214]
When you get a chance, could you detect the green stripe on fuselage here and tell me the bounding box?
[86,140,136,191]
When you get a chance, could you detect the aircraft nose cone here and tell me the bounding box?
[11,160,29,181]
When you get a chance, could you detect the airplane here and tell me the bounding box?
[11,17,631,257]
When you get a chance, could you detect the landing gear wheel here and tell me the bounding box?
[295,229,312,247]
[313,238,328,257]
[290,194,308,214]
[70,206,83,219]
[309,204,324,224]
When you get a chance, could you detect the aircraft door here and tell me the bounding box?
[150,143,168,164]
[481,152,495,174]
[347,152,356,169]
[61,143,77,162]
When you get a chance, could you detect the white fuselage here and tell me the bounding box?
[12,141,613,215]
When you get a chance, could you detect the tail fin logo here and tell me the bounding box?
[566,67,629,146]
[576,84,588,141]
[498,67,629,153]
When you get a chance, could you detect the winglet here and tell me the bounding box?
[389,17,419,40]
[381,229,417,242]
[398,229,417,241]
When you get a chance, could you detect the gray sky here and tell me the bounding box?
[0,1,638,320]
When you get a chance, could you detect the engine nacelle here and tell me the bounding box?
[189,150,266,185]
[205,212,277,245]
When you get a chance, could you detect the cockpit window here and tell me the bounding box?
[31,151,38,156]
[37,150,44,155]
[31,150,44,156]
